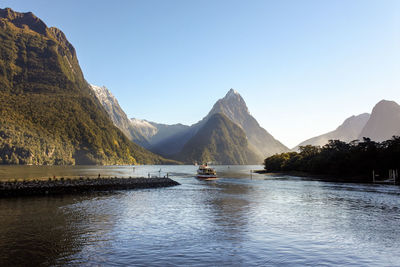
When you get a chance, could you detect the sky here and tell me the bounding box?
[2,0,400,148]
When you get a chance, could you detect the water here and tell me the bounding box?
[0,165,399,266]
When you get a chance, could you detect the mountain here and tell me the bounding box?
[151,89,288,163]
[90,85,150,147]
[294,113,370,150]
[204,89,288,157]
[175,113,259,164]
[0,8,172,165]
[359,100,400,142]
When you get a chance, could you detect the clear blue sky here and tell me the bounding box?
[2,0,400,148]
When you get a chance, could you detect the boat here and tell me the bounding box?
[196,164,218,180]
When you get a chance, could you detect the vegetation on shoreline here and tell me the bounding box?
[264,137,400,181]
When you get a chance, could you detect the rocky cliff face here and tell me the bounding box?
[294,113,370,149]
[90,85,150,147]
[0,8,171,165]
[359,100,400,142]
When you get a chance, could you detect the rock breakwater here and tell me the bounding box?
[0,177,180,197]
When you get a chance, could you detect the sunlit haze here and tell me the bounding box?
[3,0,399,148]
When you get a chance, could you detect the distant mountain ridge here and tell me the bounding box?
[295,99,400,149]
[294,113,370,150]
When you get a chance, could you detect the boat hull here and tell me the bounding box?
[196,175,218,180]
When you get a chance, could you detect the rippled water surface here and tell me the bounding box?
[0,165,399,266]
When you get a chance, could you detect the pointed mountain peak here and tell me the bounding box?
[219,88,246,105]
[223,88,244,101]
[206,89,249,121]
[225,88,239,97]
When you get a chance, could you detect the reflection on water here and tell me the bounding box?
[0,195,83,266]
[0,165,399,266]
